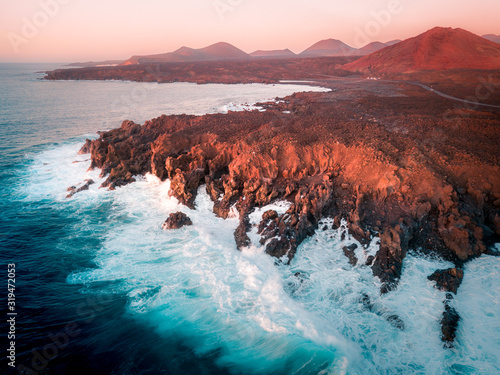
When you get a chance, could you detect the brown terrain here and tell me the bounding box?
[55,26,500,346]
[382,69,500,106]
[45,56,360,84]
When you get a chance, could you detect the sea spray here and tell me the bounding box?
[65,173,356,374]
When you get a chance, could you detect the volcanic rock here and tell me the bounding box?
[428,268,464,347]
[428,268,464,294]
[162,212,193,230]
[66,179,95,198]
[342,244,358,266]
[441,301,460,347]
[371,225,411,294]
[78,139,92,154]
[82,76,500,295]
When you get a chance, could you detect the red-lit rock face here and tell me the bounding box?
[344,27,500,73]
[80,84,500,298]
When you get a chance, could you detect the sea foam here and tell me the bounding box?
[17,137,500,375]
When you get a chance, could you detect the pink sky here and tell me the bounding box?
[1,0,499,62]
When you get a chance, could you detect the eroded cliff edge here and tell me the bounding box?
[78,81,499,344]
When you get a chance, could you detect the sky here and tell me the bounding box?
[1,0,499,63]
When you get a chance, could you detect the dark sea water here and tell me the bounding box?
[1,63,499,375]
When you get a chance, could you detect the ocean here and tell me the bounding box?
[1,63,499,375]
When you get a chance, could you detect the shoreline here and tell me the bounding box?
[71,74,500,346]
[39,57,500,348]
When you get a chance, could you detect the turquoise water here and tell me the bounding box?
[1,63,499,375]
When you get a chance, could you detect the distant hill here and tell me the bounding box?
[343,27,500,73]
[113,29,500,67]
[358,41,387,55]
[385,40,402,46]
[482,34,500,45]
[250,49,297,59]
[300,39,357,57]
[300,38,396,57]
[121,42,251,65]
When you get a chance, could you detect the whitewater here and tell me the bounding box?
[1,64,499,375]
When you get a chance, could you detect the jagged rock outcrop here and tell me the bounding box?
[79,139,92,155]
[79,85,499,299]
[342,244,358,266]
[441,298,461,348]
[372,225,412,293]
[428,268,464,294]
[428,268,465,347]
[66,179,95,198]
[162,212,193,230]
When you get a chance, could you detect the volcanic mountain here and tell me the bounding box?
[117,37,400,66]
[300,38,358,57]
[482,34,500,45]
[358,41,388,55]
[250,49,297,59]
[385,39,402,46]
[357,40,402,55]
[343,27,500,73]
[121,42,251,65]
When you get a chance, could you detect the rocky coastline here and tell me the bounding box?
[74,77,499,346]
